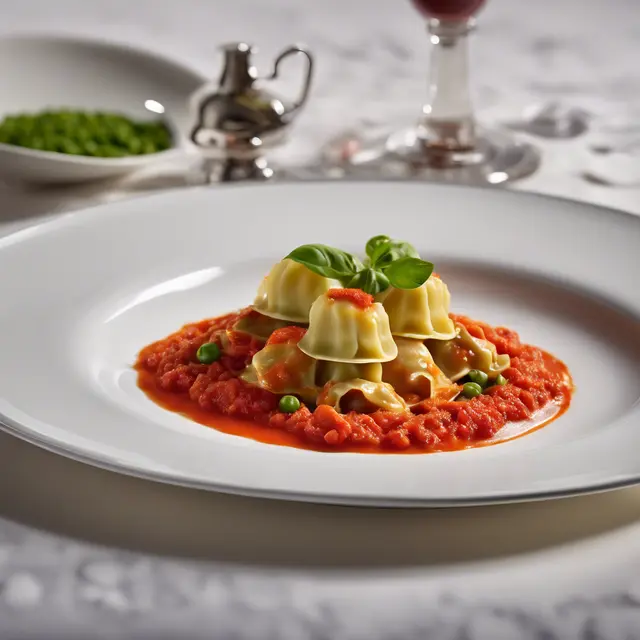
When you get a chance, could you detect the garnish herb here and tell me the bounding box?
[365,235,391,260]
[286,235,434,296]
[346,268,390,296]
[369,239,419,270]
[383,256,434,290]
[286,245,363,281]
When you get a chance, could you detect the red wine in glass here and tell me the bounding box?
[411,0,486,20]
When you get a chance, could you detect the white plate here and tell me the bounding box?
[0,182,639,507]
[0,35,204,183]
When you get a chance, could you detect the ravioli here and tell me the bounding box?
[253,259,340,323]
[298,290,398,363]
[241,336,317,401]
[382,337,459,403]
[317,379,407,413]
[427,323,510,381]
[379,275,457,340]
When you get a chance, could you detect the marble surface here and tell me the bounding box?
[1,0,640,638]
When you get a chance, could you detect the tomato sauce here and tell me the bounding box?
[326,288,374,309]
[265,326,307,346]
[135,309,573,454]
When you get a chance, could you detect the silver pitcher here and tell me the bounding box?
[190,42,314,182]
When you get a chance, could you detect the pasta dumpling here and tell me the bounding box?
[316,361,383,385]
[241,327,317,400]
[298,290,398,363]
[253,259,341,323]
[232,309,293,341]
[379,275,457,340]
[427,323,511,382]
[382,338,459,403]
[318,379,407,414]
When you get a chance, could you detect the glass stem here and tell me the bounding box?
[419,18,476,151]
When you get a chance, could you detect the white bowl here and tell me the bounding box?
[0,34,205,184]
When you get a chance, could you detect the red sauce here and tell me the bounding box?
[265,326,307,346]
[135,309,573,454]
[326,288,374,309]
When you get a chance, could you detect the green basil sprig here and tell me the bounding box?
[384,256,433,289]
[365,235,432,289]
[286,237,433,296]
[286,244,363,280]
[365,235,391,260]
[346,267,390,296]
[368,238,419,270]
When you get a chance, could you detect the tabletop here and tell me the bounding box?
[1,1,640,638]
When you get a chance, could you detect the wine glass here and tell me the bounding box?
[322,0,540,185]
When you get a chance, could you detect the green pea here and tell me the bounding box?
[196,342,221,364]
[0,110,172,156]
[495,374,508,386]
[98,145,127,158]
[5,132,20,145]
[92,129,111,145]
[52,136,70,153]
[467,369,489,388]
[127,137,143,154]
[59,139,82,155]
[462,382,483,399]
[141,139,157,155]
[154,128,171,147]
[279,395,301,414]
[83,140,100,156]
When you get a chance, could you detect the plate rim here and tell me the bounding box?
[2,178,640,250]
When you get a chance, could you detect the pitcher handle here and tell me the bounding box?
[268,45,314,116]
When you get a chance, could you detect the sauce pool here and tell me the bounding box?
[137,365,570,454]
[135,310,574,454]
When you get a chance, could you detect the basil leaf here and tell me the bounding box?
[384,257,434,290]
[346,268,390,296]
[370,240,420,270]
[365,235,391,259]
[286,244,363,280]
